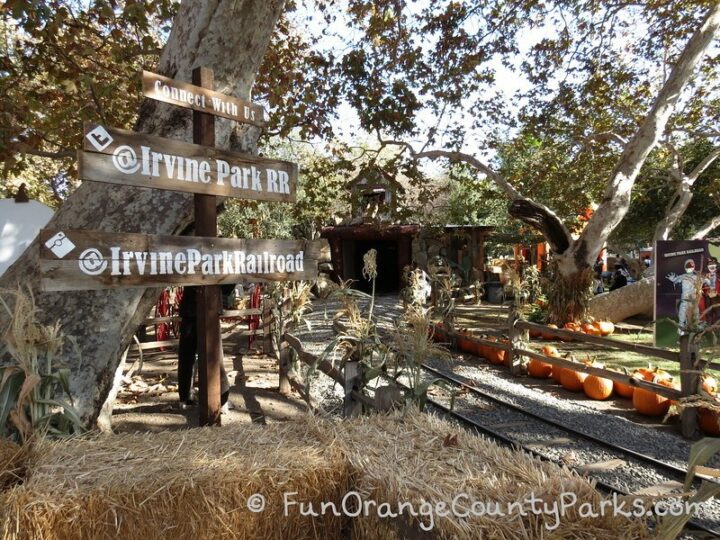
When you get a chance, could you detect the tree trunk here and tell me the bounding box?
[0,0,286,428]
[588,279,654,323]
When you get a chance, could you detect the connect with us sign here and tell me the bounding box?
[141,70,267,127]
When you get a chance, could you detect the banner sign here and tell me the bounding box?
[40,229,328,291]
[655,239,720,347]
[80,124,296,202]
[142,70,267,127]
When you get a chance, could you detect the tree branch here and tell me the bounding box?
[16,143,74,160]
[376,137,574,253]
[577,3,720,265]
[582,131,628,147]
[692,215,720,240]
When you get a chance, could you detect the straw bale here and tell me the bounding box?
[0,412,653,539]
[0,420,353,540]
[0,439,27,492]
[323,412,652,540]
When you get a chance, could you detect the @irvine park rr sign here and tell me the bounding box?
[40,230,324,291]
[80,124,297,202]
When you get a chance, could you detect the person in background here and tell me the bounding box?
[177,285,233,412]
[593,259,604,294]
[609,263,627,291]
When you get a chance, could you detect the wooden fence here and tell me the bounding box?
[434,317,705,438]
[128,297,274,375]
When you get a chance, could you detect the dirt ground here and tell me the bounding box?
[112,321,313,433]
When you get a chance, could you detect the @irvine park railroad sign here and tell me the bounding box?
[80,123,297,201]
[39,230,326,291]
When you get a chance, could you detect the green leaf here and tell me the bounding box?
[685,437,720,490]
[0,369,24,437]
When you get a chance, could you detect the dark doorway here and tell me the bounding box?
[352,240,400,293]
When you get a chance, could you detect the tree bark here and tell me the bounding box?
[587,279,655,323]
[0,0,286,427]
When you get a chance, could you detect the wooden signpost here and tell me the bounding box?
[43,66,309,427]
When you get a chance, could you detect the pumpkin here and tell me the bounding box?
[431,324,446,343]
[584,374,614,400]
[541,345,559,357]
[632,376,675,417]
[456,332,475,354]
[581,322,601,336]
[702,375,718,396]
[613,379,635,399]
[699,407,720,436]
[551,364,564,383]
[542,324,559,340]
[560,367,588,392]
[593,320,615,336]
[528,359,553,378]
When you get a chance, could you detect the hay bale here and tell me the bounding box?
[0,421,352,540]
[0,439,27,492]
[326,413,651,540]
[1,413,652,539]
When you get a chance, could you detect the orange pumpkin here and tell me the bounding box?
[457,332,475,354]
[702,376,718,396]
[614,380,634,399]
[541,345,559,357]
[632,376,675,417]
[528,359,553,378]
[593,321,615,336]
[581,322,601,336]
[542,324,559,340]
[699,407,720,436]
[551,364,564,383]
[584,375,614,400]
[561,367,588,392]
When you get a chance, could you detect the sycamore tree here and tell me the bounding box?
[302,0,720,323]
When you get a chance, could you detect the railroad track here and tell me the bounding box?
[411,362,720,538]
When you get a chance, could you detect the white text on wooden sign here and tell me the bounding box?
[142,70,267,127]
[80,124,297,202]
[40,229,328,291]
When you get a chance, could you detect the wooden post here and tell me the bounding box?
[506,311,523,376]
[343,353,363,418]
[278,288,291,395]
[193,67,222,427]
[679,333,700,439]
[262,297,272,356]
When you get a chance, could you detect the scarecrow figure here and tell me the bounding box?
[666,259,702,333]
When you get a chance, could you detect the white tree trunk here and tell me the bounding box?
[588,279,654,323]
[693,215,720,239]
[575,4,720,268]
[0,0,286,427]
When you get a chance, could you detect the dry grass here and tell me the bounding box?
[0,413,652,539]
[0,420,352,540]
[0,439,27,492]
[325,413,652,540]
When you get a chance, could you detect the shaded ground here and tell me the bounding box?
[112,320,313,433]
